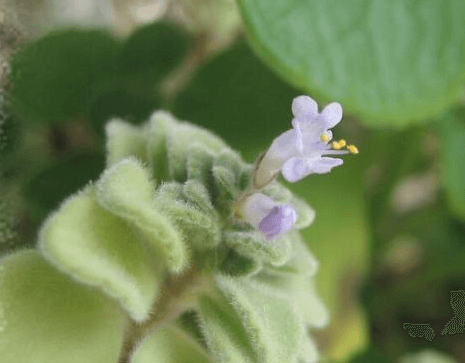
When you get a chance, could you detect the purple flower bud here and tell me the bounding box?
[240,193,297,241]
[258,204,297,240]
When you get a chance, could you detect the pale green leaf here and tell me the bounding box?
[157,181,185,201]
[183,180,217,218]
[95,159,187,272]
[198,294,257,363]
[219,247,262,277]
[291,197,316,230]
[212,166,238,201]
[186,144,216,189]
[157,197,221,250]
[300,334,319,363]
[213,275,306,363]
[146,110,173,182]
[105,119,149,167]
[166,118,230,181]
[261,181,293,203]
[252,272,329,328]
[238,0,465,125]
[131,326,214,363]
[223,230,293,266]
[214,149,245,180]
[0,250,125,363]
[264,232,319,277]
[239,165,254,191]
[156,181,221,249]
[284,277,330,328]
[38,185,163,321]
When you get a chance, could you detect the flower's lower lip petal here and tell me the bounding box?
[309,157,343,173]
[281,157,310,183]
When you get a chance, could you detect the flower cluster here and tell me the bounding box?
[237,95,358,240]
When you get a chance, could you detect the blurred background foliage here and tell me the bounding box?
[0,0,464,362]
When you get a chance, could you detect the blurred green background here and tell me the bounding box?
[0,0,464,362]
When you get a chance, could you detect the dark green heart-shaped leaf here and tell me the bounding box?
[238,0,465,125]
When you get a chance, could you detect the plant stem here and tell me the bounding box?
[117,265,207,362]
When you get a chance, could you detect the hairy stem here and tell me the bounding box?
[117,265,208,362]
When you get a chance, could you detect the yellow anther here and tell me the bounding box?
[332,141,342,150]
[347,144,359,154]
[320,134,330,142]
[338,139,347,147]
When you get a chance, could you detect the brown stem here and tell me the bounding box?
[117,265,208,363]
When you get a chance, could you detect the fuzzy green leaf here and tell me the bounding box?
[146,110,173,182]
[223,230,293,266]
[219,247,262,277]
[253,272,329,328]
[157,180,218,223]
[183,180,217,218]
[212,166,238,201]
[105,119,149,167]
[131,326,213,363]
[95,158,187,272]
[214,149,245,180]
[166,118,230,181]
[300,334,319,363]
[198,294,256,363]
[186,144,216,189]
[261,181,293,203]
[211,275,306,363]
[264,232,319,277]
[38,185,163,321]
[156,197,221,250]
[0,250,125,363]
[239,165,254,191]
[238,0,465,125]
[291,197,316,230]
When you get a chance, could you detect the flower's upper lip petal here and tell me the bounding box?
[266,128,300,161]
[292,95,318,119]
[319,102,342,128]
[292,121,304,153]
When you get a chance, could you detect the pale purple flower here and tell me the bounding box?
[253,95,358,189]
[240,192,297,240]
